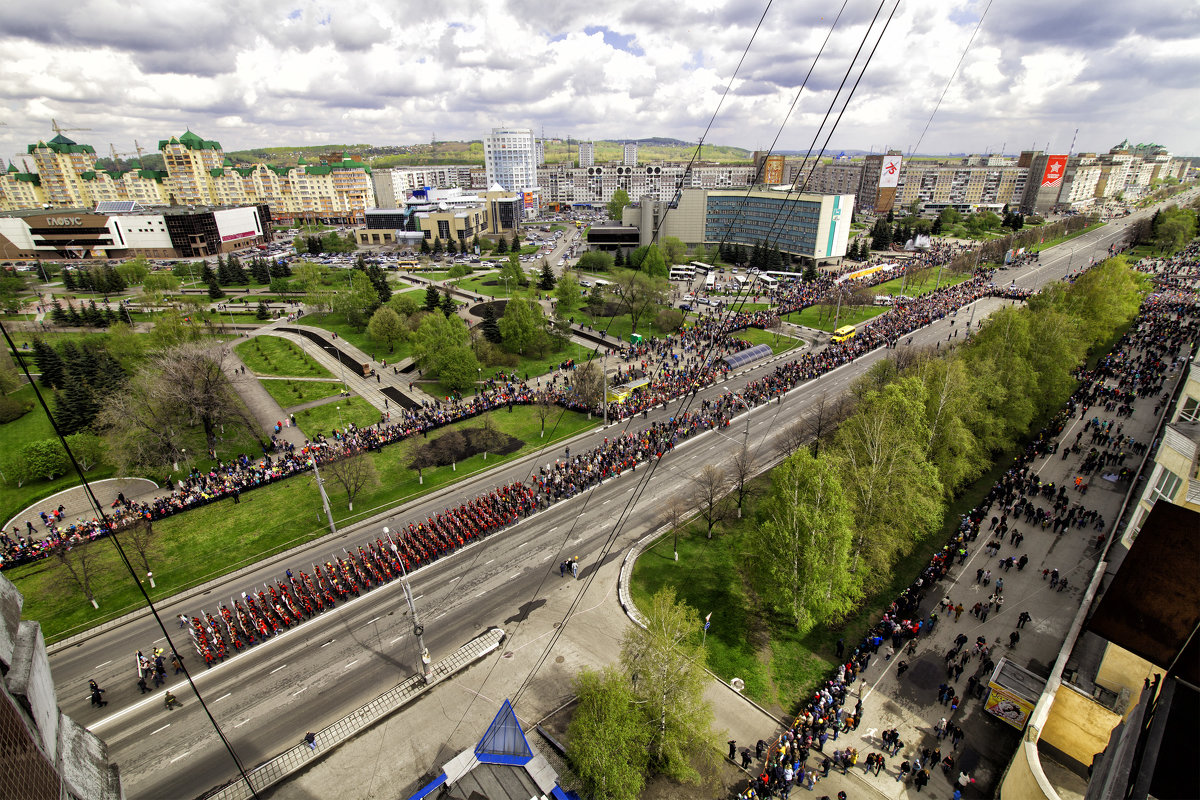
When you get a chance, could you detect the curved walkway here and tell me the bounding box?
[4,477,159,536]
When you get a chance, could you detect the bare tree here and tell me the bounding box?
[660,496,690,561]
[573,360,606,415]
[410,446,436,485]
[727,442,757,518]
[323,451,378,511]
[801,392,853,456]
[690,464,729,539]
[50,540,105,609]
[123,519,162,585]
[776,419,809,459]
[535,391,555,437]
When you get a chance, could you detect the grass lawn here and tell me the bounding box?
[873,270,973,297]
[784,304,889,331]
[9,405,596,642]
[294,394,380,437]
[235,336,333,378]
[302,312,413,362]
[1027,222,1106,253]
[576,310,680,342]
[260,379,344,408]
[453,275,530,299]
[735,326,801,355]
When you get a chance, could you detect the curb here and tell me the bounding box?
[200,627,506,800]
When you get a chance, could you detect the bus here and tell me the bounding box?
[690,261,714,275]
[831,325,857,343]
[669,267,695,281]
[757,274,779,289]
[704,272,716,290]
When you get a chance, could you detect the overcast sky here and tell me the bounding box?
[1,0,1197,164]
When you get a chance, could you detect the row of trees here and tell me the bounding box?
[673,257,1148,635]
[1127,203,1199,255]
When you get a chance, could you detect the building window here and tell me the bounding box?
[1149,466,1183,505]
[1179,396,1199,422]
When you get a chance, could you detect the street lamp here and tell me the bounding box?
[336,405,343,431]
[385,527,433,682]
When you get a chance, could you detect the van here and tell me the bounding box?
[831,325,857,343]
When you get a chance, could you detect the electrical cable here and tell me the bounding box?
[1,322,261,799]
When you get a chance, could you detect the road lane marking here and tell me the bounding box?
[542,555,552,561]
[320,640,335,647]
[518,541,527,547]
[389,635,405,644]
[362,616,380,628]
[509,574,521,580]
[215,693,231,703]
[435,612,446,620]
[485,559,494,565]
[476,590,487,597]
[344,659,358,669]
[95,660,112,669]
[169,751,190,764]
[291,687,307,697]
[151,724,171,735]
[269,664,287,675]
[233,719,250,728]
[449,576,461,582]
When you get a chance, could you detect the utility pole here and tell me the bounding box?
[386,528,433,682]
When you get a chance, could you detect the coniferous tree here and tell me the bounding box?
[201,262,217,285]
[207,281,225,300]
[256,301,270,320]
[511,231,521,252]
[424,284,441,312]
[32,339,65,388]
[439,290,456,318]
[538,260,556,291]
[614,248,625,267]
[62,268,76,291]
[480,303,503,344]
[494,237,507,254]
[66,302,83,327]
[50,300,68,325]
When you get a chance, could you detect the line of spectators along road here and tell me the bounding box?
[0,239,1127,569]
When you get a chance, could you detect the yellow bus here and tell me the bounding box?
[831,325,857,343]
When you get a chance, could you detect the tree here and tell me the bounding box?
[412,312,478,390]
[255,301,270,320]
[659,236,687,266]
[424,284,441,312]
[537,259,556,291]
[49,539,105,609]
[439,290,457,318]
[97,343,257,473]
[510,230,521,253]
[572,360,606,413]
[333,270,381,330]
[727,441,757,518]
[64,432,105,472]
[31,338,65,389]
[123,518,162,583]
[554,272,581,314]
[207,280,225,300]
[22,439,69,480]
[494,236,507,254]
[870,218,893,251]
[801,391,851,456]
[607,188,632,221]
[833,377,943,591]
[368,306,406,352]
[479,303,503,344]
[640,244,668,278]
[1152,207,1197,254]
[689,464,729,539]
[498,296,547,355]
[567,666,650,800]
[323,451,378,511]
[620,588,719,785]
[751,448,858,632]
[576,251,614,273]
[610,269,666,335]
[534,391,554,437]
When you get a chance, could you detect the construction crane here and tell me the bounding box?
[51,118,92,136]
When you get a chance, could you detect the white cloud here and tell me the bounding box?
[0,0,1196,161]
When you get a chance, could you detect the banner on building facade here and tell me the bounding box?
[1040,156,1068,188]
[878,155,903,188]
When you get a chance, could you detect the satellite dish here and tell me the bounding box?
[730,678,745,693]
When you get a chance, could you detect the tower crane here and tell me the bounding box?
[51,118,92,136]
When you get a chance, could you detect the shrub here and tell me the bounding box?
[0,394,31,423]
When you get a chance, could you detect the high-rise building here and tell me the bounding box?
[482,128,538,194]
[623,142,638,166]
[578,141,595,168]
[158,130,225,206]
[534,139,545,167]
[26,135,98,208]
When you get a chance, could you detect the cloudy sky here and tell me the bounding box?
[1,0,1197,163]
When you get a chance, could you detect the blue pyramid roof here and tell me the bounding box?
[474,699,533,765]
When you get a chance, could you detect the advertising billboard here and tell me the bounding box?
[522,191,535,210]
[1040,155,1068,188]
[878,155,903,188]
[214,207,263,243]
[984,684,1035,729]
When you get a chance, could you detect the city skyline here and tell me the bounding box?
[0,0,1198,163]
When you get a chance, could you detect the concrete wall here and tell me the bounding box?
[0,574,22,669]
[6,621,59,763]
[1000,734,1058,800]
[1095,643,1153,703]
[1041,683,1121,767]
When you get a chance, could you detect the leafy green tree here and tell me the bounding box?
[332,270,381,330]
[834,376,943,591]
[914,355,988,495]
[498,296,547,355]
[659,236,687,266]
[412,311,474,387]
[620,588,719,785]
[576,251,614,273]
[115,256,150,286]
[752,445,857,632]
[554,273,581,314]
[64,431,105,472]
[607,189,632,221]
[567,666,650,800]
[611,269,667,334]
[499,255,526,291]
[22,439,70,480]
[1152,207,1197,254]
[388,293,420,318]
[641,244,668,278]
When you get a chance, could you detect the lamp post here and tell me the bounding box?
[385,527,432,682]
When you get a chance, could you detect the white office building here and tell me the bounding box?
[623,142,638,166]
[578,141,595,168]
[483,128,539,195]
